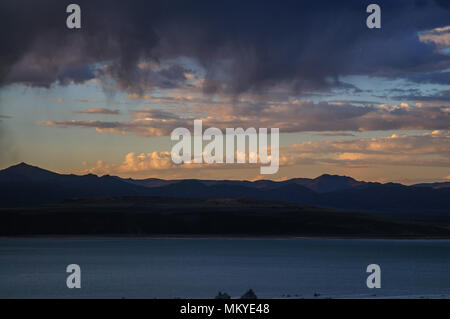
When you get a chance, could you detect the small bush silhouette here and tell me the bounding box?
[215,291,231,299]
[241,289,258,299]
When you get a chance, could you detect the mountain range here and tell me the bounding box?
[1,162,450,237]
[1,162,449,216]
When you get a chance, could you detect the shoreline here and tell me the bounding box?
[2,234,450,241]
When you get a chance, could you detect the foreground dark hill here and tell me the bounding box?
[320,183,450,212]
[0,163,449,218]
[1,196,449,238]
[413,181,450,189]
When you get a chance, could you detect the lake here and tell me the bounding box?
[0,238,449,298]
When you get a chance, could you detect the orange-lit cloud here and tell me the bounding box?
[78,131,449,180]
[282,131,450,167]
[84,152,176,175]
[419,25,450,50]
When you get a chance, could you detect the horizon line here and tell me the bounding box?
[1,161,449,186]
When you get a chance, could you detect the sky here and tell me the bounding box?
[0,0,449,184]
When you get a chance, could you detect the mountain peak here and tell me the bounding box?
[10,162,36,169]
[287,174,365,193]
[6,162,48,171]
[0,162,59,180]
[315,174,356,181]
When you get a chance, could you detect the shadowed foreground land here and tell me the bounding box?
[1,196,449,238]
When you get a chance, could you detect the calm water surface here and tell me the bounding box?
[0,238,449,298]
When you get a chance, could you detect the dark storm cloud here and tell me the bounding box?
[0,0,449,94]
[102,62,193,93]
[57,65,96,86]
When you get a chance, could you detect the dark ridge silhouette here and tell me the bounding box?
[0,163,449,221]
[287,174,366,193]
[0,163,152,205]
[0,162,60,182]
